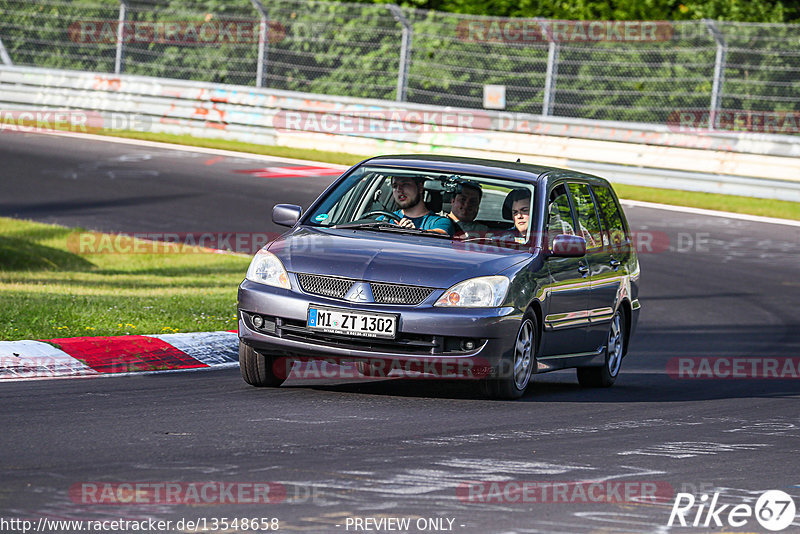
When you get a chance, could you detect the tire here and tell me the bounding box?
[239,342,285,387]
[483,312,537,400]
[577,308,626,388]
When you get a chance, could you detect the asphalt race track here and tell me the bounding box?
[1,132,799,533]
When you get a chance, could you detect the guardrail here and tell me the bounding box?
[1,65,799,201]
[4,1,800,126]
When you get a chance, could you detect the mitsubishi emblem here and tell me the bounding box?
[345,282,374,303]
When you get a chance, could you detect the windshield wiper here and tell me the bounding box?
[332,221,396,230]
[382,226,452,238]
[332,222,451,238]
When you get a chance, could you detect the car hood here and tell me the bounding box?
[268,227,530,289]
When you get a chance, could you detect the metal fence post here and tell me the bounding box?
[705,19,726,131]
[387,5,412,102]
[540,20,559,117]
[114,0,128,74]
[250,0,269,87]
[0,36,12,66]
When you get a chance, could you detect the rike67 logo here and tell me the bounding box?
[668,490,796,531]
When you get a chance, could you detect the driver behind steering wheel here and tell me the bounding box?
[384,176,454,236]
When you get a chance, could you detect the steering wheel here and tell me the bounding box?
[362,210,402,222]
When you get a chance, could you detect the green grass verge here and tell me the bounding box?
[0,217,249,341]
[95,130,799,221]
[613,184,800,220]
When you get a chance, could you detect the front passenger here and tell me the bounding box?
[447,181,488,238]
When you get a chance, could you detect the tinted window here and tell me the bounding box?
[592,185,628,248]
[568,183,603,250]
[546,184,576,249]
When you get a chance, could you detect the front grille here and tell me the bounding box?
[295,273,434,305]
[296,273,353,299]
[371,282,434,305]
[280,322,440,355]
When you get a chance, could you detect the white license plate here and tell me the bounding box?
[307,306,397,339]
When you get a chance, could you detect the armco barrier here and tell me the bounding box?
[1,66,799,201]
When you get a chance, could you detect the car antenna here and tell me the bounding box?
[516,158,521,163]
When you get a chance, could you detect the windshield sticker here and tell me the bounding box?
[314,214,329,222]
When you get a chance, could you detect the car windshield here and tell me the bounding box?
[304,166,536,246]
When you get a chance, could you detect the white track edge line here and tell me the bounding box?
[17,128,800,227]
[620,199,800,227]
[14,128,352,168]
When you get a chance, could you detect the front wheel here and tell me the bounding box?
[577,308,626,388]
[483,313,537,400]
[239,342,285,387]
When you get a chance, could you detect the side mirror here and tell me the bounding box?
[272,204,302,227]
[550,235,586,257]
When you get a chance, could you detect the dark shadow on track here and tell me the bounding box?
[272,371,800,403]
[261,318,800,401]
[0,193,199,218]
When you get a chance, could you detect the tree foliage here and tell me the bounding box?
[1,0,797,129]
[371,0,797,23]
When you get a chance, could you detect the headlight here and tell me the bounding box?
[434,276,510,307]
[245,250,291,289]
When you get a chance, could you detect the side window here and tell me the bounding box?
[313,171,373,225]
[546,184,576,249]
[592,185,628,248]
[567,183,603,250]
[365,177,394,214]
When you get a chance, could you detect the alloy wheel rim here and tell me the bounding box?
[607,313,623,376]
[513,319,534,390]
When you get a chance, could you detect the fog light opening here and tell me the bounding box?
[462,339,476,351]
[252,315,264,329]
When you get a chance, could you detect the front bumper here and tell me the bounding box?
[237,279,521,370]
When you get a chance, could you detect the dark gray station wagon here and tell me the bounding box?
[238,155,640,399]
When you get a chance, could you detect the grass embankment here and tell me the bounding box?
[0,217,249,341]
[102,130,800,221]
[613,184,800,220]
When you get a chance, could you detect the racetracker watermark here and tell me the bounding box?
[451,230,705,255]
[667,109,800,134]
[0,357,95,379]
[457,481,674,504]
[68,20,286,45]
[65,230,711,255]
[69,482,286,504]
[273,110,493,134]
[0,110,152,134]
[667,357,800,379]
[456,19,674,43]
[274,108,799,136]
[271,356,495,381]
[66,232,288,255]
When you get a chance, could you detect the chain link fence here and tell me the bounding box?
[1,0,799,130]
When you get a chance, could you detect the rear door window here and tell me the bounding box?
[546,184,576,249]
[567,183,603,250]
[592,185,628,248]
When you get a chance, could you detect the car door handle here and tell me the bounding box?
[577,264,589,276]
